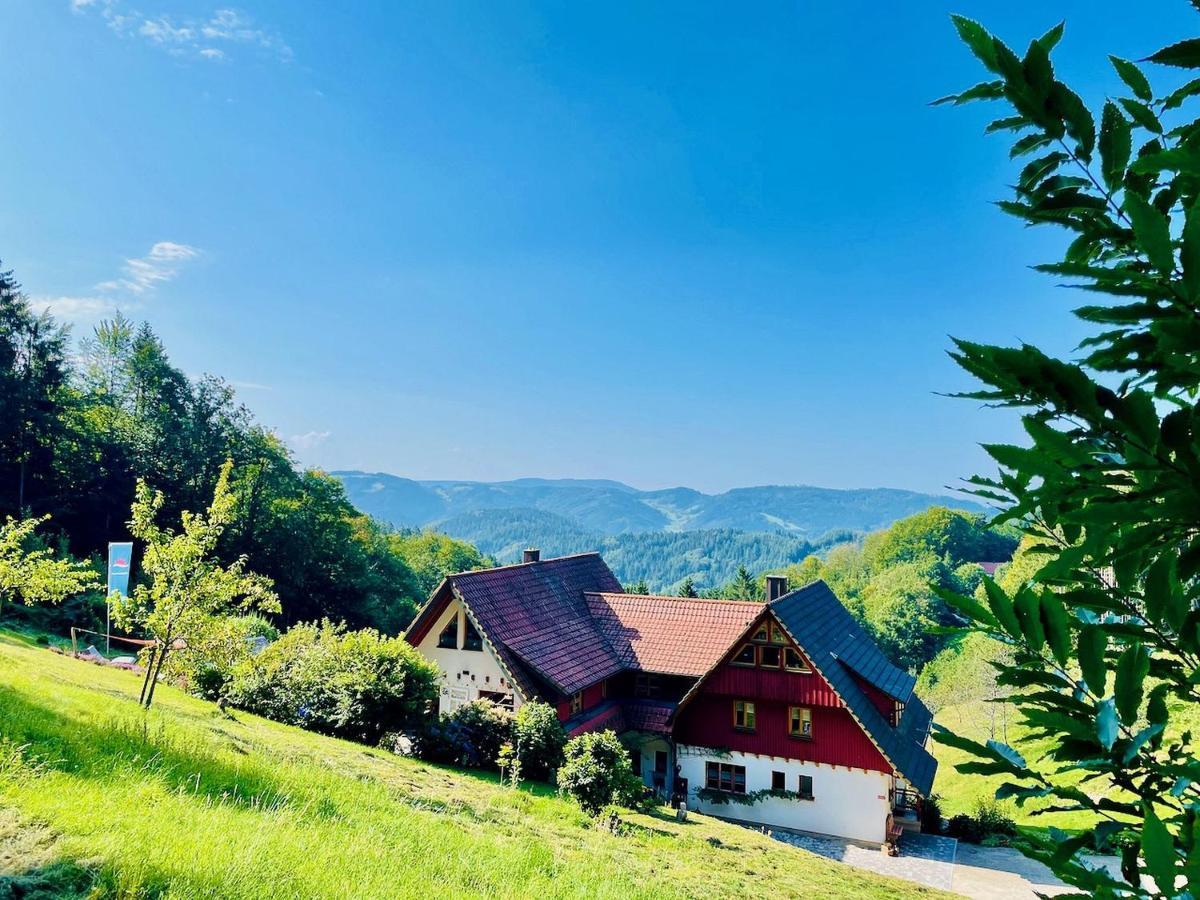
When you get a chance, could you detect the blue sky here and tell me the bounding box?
[1,1,1194,495]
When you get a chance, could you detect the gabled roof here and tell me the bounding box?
[406,553,626,697]
[771,581,937,796]
[585,593,765,677]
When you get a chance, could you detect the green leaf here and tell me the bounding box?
[1037,21,1065,53]
[1039,591,1072,667]
[1078,625,1107,695]
[983,578,1022,638]
[1146,37,1200,69]
[1145,552,1185,630]
[1129,147,1200,177]
[985,740,1027,771]
[951,15,1000,73]
[1164,76,1200,109]
[932,80,1005,106]
[1023,39,1054,102]
[1098,102,1132,191]
[1109,56,1153,101]
[1118,97,1163,134]
[1114,643,1149,725]
[1051,82,1096,160]
[933,585,997,627]
[1014,588,1046,652]
[1124,191,1175,274]
[1141,804,1177,895]
[1010,133,1053,158]
[1184,203,1200,302]
[1096,698,1119,750]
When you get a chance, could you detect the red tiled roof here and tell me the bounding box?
[584,592,765,677]
[450,553,625,696]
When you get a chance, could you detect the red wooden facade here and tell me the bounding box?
[556,679,607,721]
[673,612,891,774]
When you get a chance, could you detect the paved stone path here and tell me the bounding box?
[766,829,958,891]
[761,825,1126,899]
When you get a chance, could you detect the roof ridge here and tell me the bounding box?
[448,551,604,580]
[587,591,767,607]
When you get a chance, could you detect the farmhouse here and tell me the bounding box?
[404,550,936,845]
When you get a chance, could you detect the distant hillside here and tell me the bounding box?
[335,472,984,538]
[334,472,985,591]
[434,508,835,591]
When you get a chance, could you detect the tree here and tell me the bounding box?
[115,460,279,707]
[0,515,98,618]
[677,576,698,598]
[625,579,649,594]
[557,730,643,814]
[388,530,489,598]
[727,565,762,600]
[934,14,1200,895]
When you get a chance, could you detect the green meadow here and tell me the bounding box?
[0,630,946,899]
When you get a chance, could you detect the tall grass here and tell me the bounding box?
[0,632,946,898]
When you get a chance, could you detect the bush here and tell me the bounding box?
[512,701,566,781]
[411,699,513,769]
[920,793,943,835]
[556,730,642,815]
[226,619,439,744]
[945,798,1017,844]
[162,614,279,700]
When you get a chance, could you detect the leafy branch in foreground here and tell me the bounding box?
[936,11,1200,898]
[114,459,279,708]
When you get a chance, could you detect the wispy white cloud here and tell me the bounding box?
[29,295,122,320]
[289,430,331,451]
[72,2,292,63]
[96,241,200,294]
[230,379,272,392]
[31,240,200,324]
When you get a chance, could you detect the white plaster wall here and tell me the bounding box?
[414,597,521,715]
[676,745,891,844]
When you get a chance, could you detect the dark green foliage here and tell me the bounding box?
[556,730,643,815]
[225,620,440,744]
[0,273,482,636]
[944,799,1017,845]
[411,699,514,770]
[937,13,1200,895]
[511,701,566,781]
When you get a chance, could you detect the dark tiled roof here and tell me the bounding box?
[450,553,625,696]
[563,700,625,737]
[771,581,938,797]
[622,699,675,735]
[585,593,765,677]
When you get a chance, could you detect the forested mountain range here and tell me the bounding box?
[336,471,986,590]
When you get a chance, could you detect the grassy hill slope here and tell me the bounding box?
[0,632,947,899]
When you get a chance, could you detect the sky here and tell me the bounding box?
[1,1,1195,496]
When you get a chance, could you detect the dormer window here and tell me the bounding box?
[784,647,811,673]
[437,618,458,649]
[752,624,769,643]
[758,645,782,668]
[463,617,483,652]
[770,624,786,644]
[731,643,756,667]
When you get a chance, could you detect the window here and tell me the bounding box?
[655,750,668,774]
[797,774,814,800]
[733,700,756,732]
[705,761,747,794]
[569,691,583,715]
[462,617,483,651]
[770,624,786,644]
[758,645,782,668]
[731,643,756,667]
[789,706,813,739]
[784,647,810,672]
[630,749,643,776]
[635,672,662,698]
[752,624,769,643]
[437,618,458,649]
[771,771,785,791]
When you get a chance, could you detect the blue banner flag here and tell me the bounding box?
[107,542,133,597]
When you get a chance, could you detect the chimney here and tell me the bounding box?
[522,548,541,564]
[766,575,789,603]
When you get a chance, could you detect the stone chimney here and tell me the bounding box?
[522,548,541,563]
[766,575,789,602]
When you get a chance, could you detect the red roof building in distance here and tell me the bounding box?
[405,549,936,846]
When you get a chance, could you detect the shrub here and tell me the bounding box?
[226,619,439,744]
[411,699,513,769]
[556,730,642,815]
[162,614,279,700]
[919,793,943,835]
[511,701,566,781]
[945,798,1017,844]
